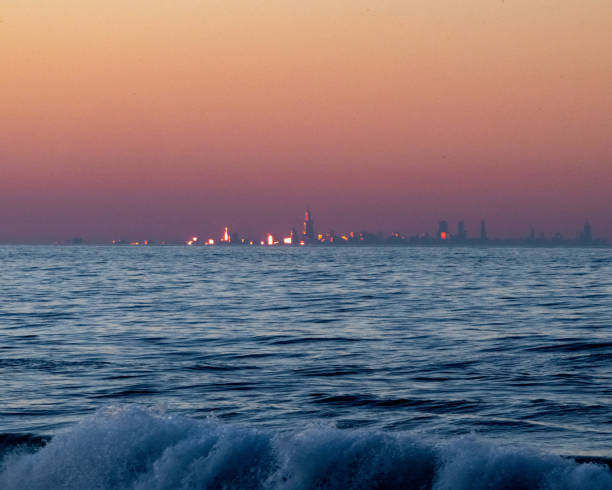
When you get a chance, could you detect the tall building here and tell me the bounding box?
[303,209,315,242]
[582,221,592,243]
[480,220,488,241]
[457,220,466,241]
[438,220,449,240]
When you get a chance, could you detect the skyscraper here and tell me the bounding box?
[529,227,536,241]
[303,209,315,242]
[582,221,592,243]
[457,220,466,241]
[438,220,449,240]
[480,220,488,242]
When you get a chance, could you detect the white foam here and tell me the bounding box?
[0,405,609,489]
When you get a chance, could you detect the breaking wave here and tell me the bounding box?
[0,406,610,489]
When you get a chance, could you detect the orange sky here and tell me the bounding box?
[1,1,611,242]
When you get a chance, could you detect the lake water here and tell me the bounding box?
[1,245,611,489]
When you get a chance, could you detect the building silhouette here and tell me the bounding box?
[529,227,536,241]
[582,221,592,243]
[457,220,466,241]
[303,209,315,242]
[438,220,449,240]
[290,228,298,245]
[480,220,488,241]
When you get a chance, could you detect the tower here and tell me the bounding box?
[582,221,592,243]
[480,220,488,242]
[438,220,449,240]
[303,209,315,242]
[457,220,466,241]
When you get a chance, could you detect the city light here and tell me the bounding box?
[176,212,602,248]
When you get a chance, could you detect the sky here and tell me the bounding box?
[1,1,611,242]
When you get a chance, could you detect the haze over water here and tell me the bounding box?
[1,245,611,488]
[2,1,612,242]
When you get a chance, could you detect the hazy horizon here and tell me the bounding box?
[0,211,605,245]
[2,1,611,242]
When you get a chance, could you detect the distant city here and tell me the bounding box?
[62,210,607,247]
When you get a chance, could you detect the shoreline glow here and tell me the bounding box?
[55,211,606,247]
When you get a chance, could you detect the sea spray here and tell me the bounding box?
[1,406,610,490]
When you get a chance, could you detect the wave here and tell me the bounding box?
[0,406,610,489]
[527,341,612,353]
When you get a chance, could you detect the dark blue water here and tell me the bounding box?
[1,245,611,489]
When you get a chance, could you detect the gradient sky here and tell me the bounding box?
[1,1,611,242]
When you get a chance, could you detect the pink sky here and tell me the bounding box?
[1,1,611,242]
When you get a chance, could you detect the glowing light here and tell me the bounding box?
[144,239,148,245]
[187,240,193,246]
[441,232,447,240]
[267,233,274,246]
[260,240,265,246]
[223,227,230,242]
[299,240,305,246]
[192,236,198,242]
[130,242,140,246]
[208,238,215,245]
[283,236,292,245]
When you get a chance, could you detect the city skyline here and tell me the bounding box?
[50,210,607,247]
[3,198,611,244]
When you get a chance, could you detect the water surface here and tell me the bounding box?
[1,246,611,488]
